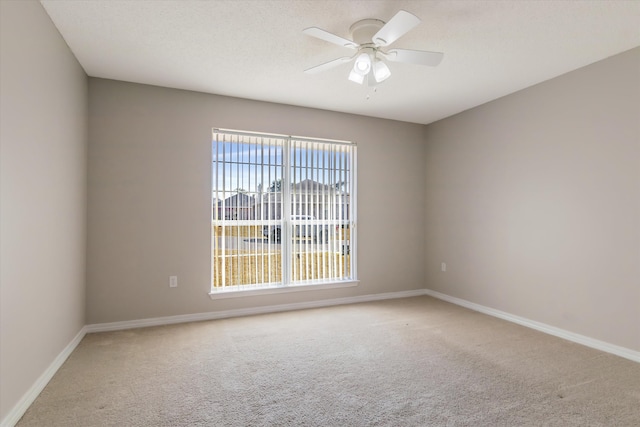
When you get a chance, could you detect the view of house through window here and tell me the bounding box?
[211,129,357,292]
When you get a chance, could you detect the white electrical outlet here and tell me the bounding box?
[169,276,178,288]
[441,262,447,272]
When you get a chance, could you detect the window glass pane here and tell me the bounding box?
[289,139,352,284]
[212,130,355,292]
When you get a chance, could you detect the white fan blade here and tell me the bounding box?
[385,49,444,66]
[372,10,420,46]
[304,56,353,74]
[303,27,358,49]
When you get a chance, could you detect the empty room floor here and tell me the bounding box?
[16,296,640,426]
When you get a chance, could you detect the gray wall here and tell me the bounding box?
[86,78,426,324]
[0,0,87,421]
[424,47,640,352]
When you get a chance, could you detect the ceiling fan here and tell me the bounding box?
[303,10,444,86]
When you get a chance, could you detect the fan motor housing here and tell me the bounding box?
[349,19,385,45]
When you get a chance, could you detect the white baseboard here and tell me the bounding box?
[0,326,87,427]
[85,288,427,333]
[422,289,640,364]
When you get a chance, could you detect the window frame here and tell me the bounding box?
[209,129,358,299]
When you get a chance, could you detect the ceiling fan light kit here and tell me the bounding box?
[348,69,365,84]
[303,10,444,86]
[373,59,391,82]
[354,52,372,75]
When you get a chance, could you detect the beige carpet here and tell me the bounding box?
[17,296,640,426]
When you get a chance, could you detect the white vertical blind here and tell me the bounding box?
[212,129,356,291]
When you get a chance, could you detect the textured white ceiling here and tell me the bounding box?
[40,0,640,125]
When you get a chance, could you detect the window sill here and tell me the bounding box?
[209,280,359,300]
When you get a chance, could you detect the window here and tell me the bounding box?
[211,129,357,296]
